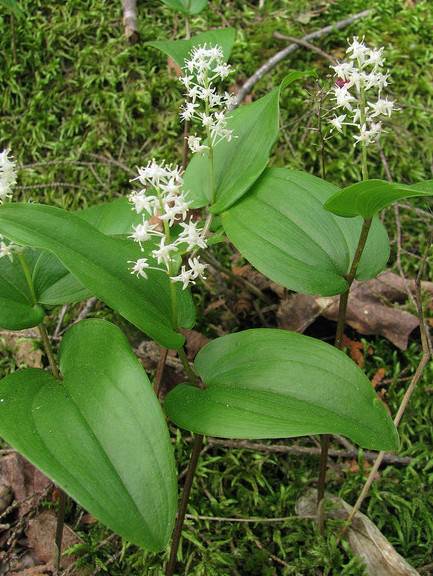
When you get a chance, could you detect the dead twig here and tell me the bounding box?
[206,438,413,466]
[185,513,315,524]
[122,0,139,42]
[339,236,432,538]
[273,32,336,64]
[234,9,372,106]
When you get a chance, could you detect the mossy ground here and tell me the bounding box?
[1,0,433,574]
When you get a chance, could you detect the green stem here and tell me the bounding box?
[17,251,65,570]
[317,81,371,527]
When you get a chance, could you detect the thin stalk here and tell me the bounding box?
[337,237,432,540]
[316,83,371,527]
[166,347,204,576]
[17,251,66,571]
[165,435,204,576]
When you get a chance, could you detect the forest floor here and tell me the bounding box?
[1,0,433,574]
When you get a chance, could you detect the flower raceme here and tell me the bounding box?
[0,150,17,260]
[0,149,17,205]
[330,37,395,146]
[179,44,236,154]
[128,159,208,289]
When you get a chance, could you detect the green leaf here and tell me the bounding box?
[148,28,235,69]
[324,179,433,218]
[0,319,177,551]
[184,72,307,213]
[221,169,389,296]
[0,203,188,348]
[78,198,141,236]
[161,0,208,15]
[164,329,399,451]
[0,252,45,330]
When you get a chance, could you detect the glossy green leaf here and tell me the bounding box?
[222,168,389,296]
[0,252,45,329]
[0,203,188,348]
[79,198,141,236]
[164,329,398,451]
[0,319,177,550]
[324,179,433,218]
[184,72,307,213]
[161,0,208,15]
[148,28,235,69]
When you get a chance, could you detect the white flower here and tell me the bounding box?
[188,135,208,154]
[129,258,150,279]
[346,37,370,63]
[180,43,235,152]
[333,86,355,110]
[329,38,395,147]
[368,97,394,117]
[0,236,17,261]
[178,221,207,251]
[188,256,207,279]
[129,190,158,215]
[180,101,199,121]
[332,61,355,81]
[129,221,162,249]
[170,265,194,289]
[152,237,178,268]
[330,114,346,133]
[0,149,17,204]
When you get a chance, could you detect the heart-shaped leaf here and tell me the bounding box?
[164,329,399,451]
[185,72,307,213]
[221,168,389,296]
[0,203,189,348]
[0,319,177,550]
[324,179,433,218]
[161,0,208,15]
[148,28,235,69]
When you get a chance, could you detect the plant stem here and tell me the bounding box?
[337,237,432,540]
[17,251,66,572]
[166,347,204,576]
[165,434,204,576]
[316,81,371,523]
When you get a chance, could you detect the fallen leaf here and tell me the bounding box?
[1,333,42,368]
[0,483,13,514]
[296,490,420,575]
[0,453,51,516]
[27,511,82,569]
[181,329,210,360]
[277,272,426,350]
[372,368,387,388]
[342,335,365,368]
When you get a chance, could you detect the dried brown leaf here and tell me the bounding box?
[297,490,420,575]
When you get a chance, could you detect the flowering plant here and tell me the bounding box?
[0,27,432,576]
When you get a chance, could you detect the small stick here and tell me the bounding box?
[234,9,372,106]
[122,0,139,42]
[273,33,336,64]
[185,513,316,524]
[206,438,412,465]
[339,236,432,538]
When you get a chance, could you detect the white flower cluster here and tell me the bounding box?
[330,37,395,146]
[179,44,236,154]
[0,150,18,260]
[0,235,17,261]
[0,149,17,204]
[128,159,207,289]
